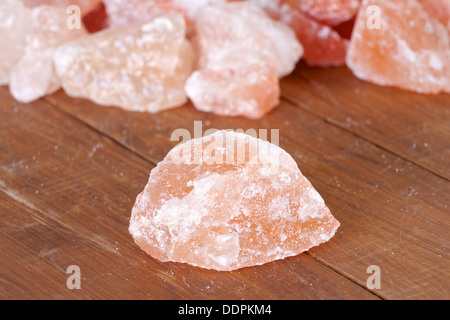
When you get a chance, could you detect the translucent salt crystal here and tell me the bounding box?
[21,0,102,16]
[129,130,340,271]
[250,0,348,67]
[299,0,361,27]
[419,0,450,33]
[53,14,194,113]
[0,0,32,85]
[347,0,450,94]
[185,2,303,119]
[3,3,87,103]
[104,0,185,28]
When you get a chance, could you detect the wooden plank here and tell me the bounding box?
[45,84,450,299]
[0,87,377,300]
[281,65,450,180]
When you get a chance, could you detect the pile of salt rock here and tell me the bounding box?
[1,0,449,120]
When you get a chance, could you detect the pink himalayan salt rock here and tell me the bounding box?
[186,60,280,119]
[129,130,340,271]
[21,0,102,16]
[250,0,349,67]
[7,4,86,103]
[0,0,32,85]
[185,2,302,119]
[53,14,194,113]
[347,0,450,94]
[299,0,361,27]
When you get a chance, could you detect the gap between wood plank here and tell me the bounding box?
[306,253,385,300]
[280,95,450,184]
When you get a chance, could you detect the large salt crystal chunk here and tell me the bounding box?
[185,2,302,119]
[0,0,32,85]
[53,14,194,113]
[251,0,348,67]
[129,130,340,271]
[8,5,86,103]
[347,0,450,94]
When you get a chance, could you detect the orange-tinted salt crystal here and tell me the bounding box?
[129,130,340,271]
[300,0,361,27]
[347,0,450,94]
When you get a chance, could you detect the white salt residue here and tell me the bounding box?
[428,53,443,71]
[307,187,325,204]
[278,171,291,183]
[141,16,174,33]
[88,142,103,158]
[265,245,294,259]
[297,187,325,221]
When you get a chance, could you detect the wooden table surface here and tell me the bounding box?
[0,64,449,300]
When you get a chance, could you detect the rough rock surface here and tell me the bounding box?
[347,0,450,94]
[103,0,229,32]
[54,14,194,112]
[251,0,349,67]
[21,0,102,16]
[129,130,340,271]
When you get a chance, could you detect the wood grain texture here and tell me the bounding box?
[42,65,450,299]
[282,65,450,180]
[0,87,378,300]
